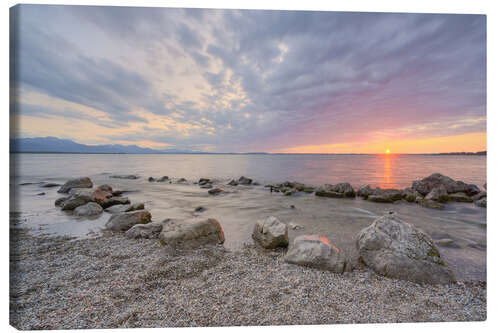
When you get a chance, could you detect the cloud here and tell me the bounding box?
[10,5,486,152]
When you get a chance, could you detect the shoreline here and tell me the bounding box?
[10,223,486,329]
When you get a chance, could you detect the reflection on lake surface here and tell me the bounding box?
[10,153,486,281]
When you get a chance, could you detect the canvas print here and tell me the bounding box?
[9,4,486,329]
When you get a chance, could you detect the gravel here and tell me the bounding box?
[10,222,486,329]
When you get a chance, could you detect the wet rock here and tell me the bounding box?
[356,213,455,285]
[315,183,355,198]
[156,176,169,182]
[97,184,113,193]
[194,206,206,213]
[40,183,60,188]
[148,177,156,182]
[105,210,152,232]
[125,222,163,239]
[109,175,139,179]
[402,188,418,202]
[471,191,486,201]
[61,192,93,210]
[284,235,346,273]
[367,188,404,203]
[283,188,298,196]
[101,196,131,209]
[425,185,449,202]
[412,173,480,196]
[357,184,375,199]
[474,198,486,208]
[238,176,253,185]
[54,197,67,207]
[19,182,43,186]
[252,216,288,249]
[128,203,145,211]
[208,188,223,195]
[448,192,473,203]
[36,192,46,196]
[198,178,212,186]
[228,179,239,186]
[90,188,113,205]
[58,177,93,193]
[177,178,187,183]
[159,218,225,249]
[74,202,103,217]
[104,204,131,214]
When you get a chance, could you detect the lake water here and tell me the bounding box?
[10,153,487,280]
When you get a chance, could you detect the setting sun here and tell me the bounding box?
[385,148,391,154]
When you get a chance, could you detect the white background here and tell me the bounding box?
[1,0,498,332]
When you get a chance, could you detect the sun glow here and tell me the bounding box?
[385,148,391,154]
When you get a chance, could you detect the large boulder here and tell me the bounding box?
[58,177,93,193]
[356,213,455,285]
[284,235,346,273]
[412,173,480,196]
[74,202,103,216]
[252,216,288,249]
[315,183,355,198]
[424,185,448,202]
[159,218,225,249]
[105,210,152,232]
[61,192,93,210]
[125,222,163,239]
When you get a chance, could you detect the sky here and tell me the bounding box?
[9,5,486,153]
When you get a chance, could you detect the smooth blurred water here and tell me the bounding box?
[10,153,487,281]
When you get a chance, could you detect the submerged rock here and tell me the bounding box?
[238,176,253,185]
[159,218,225,248]
[198,178,212,186]
[58,177,93,194]
[356,213,455,285]
[156,176,169,182]
[284,235,346,273]
[74,202,103,217]
[148,177,156,182]
[252,216,288,249]
[125,222,163,239]
[105,210,152,232]
[40,183,60,188]
[208,188,223,195]
[228,179,239,186]
[110,175,139,180]
[37,192,46,196]
[315,183,355,198]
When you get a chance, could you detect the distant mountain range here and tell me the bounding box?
[9,137,195,154]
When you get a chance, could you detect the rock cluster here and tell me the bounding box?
[315,183,356,198]
[265,181,315,195]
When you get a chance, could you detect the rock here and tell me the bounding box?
[194,206,206,213]
[101,196,131,209]
[54,197,67,207]
[367,188,404,203]
[208,188,223,195]
[238,176,253,185]
[471,191,486,201]
[156,176,169,182]
[73,202,103,216]
[159,218,225,248]
[110,175,139,179]
[58,177,93,193]
[416,198,445,209]
[357,184,374,198]
[252,216,288,249]
[228,179,239,186]
[125,222,163,239]
[448,192,473,202]
[425,185,449,202]
[283,188,298,196]
[104,204,131,214]
[402,188,418,202]
[315,183,355,198]
[61,192,93,210]
[290,205,295,209]
[98,184,113,193]
[289,223,304,230]
[474,198,486,208]
[90,188,112,205]
[198,178,211,186]
[356,213,455,285]
[148,177,156,182]
[127,202,145,211]
[105,210,152,232]
[284,235,346,273]
[37,192,46,196]
[177,178,187,183]
[412,173,480,196]
[40,183,60,188]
